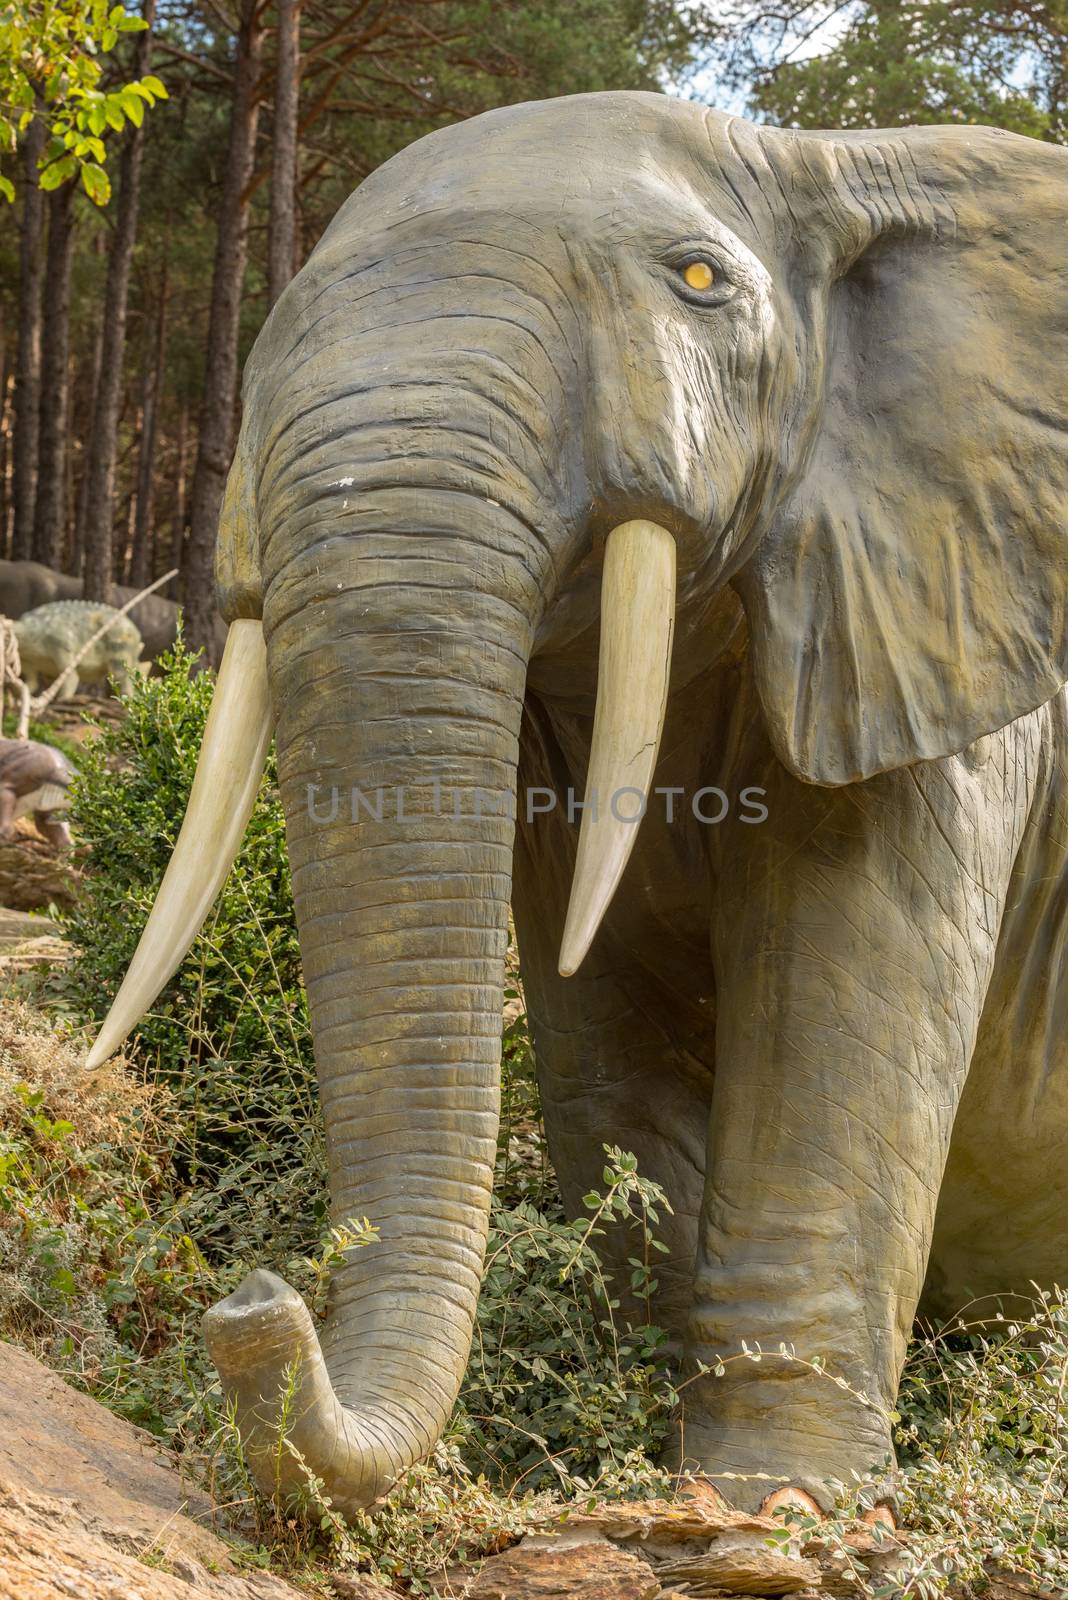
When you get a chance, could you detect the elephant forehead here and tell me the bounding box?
[317,92,764,257]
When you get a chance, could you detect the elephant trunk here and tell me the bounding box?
[201,492,541,1514]
[86,505,679,1516]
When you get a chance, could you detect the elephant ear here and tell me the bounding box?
[736,124,1068,786]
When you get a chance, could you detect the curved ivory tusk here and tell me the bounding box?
[85,620,273,1069]
[558,520,676,978]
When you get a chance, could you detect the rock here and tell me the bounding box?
[0,1342,310,1595]
[655,1542,824,1593]
[984,1570,1063,1599]
[465,1541,663,1599]
[0,906,56,949]
[0,1476,302,1599]
[0,832,79,911]
[540,1494,779,1552]
[652,1535,820,1598]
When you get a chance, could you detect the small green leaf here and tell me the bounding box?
[81,162,111,204]
[0,175,14,203]
[39,155,76,189]
[50,1266,77,1297]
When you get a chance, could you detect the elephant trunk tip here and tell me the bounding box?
[203,1267,389,1515]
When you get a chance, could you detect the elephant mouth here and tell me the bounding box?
[85,517,677,1063]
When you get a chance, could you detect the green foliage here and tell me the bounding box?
[458,1146,678,1494]
[707,1,1067,142]
[1,0,166,203]
[895,1299,1068,1590]
[53,640,316,1188]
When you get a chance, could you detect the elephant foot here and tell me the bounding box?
[202,1268,393,1517]
[668,1414,895,1515]
[756,1490,898,1531]
[759,1485,823,1520]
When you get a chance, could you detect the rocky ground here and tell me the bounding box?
[3,1342,1053,1599]
[0,1343,306,1600]
[0,1340,908,1600]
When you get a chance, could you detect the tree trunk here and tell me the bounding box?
[268,0,301,307]
[170,398,188,586]
[32,179,76,570]
[82,0,156,600]
[0,316,9,556]
[183,0,264,656]
[11,119,46,560]
[131,270,168,588]
[71,323,105,576]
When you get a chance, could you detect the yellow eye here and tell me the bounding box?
[682,260,715,292]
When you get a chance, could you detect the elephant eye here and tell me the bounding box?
[681,260,715,292]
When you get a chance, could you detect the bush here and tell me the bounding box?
[458,1147,679,1493]
[51,640,318,1203]
[895,1300,1068,1591]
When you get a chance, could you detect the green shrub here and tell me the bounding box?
[457,1147,678,1493]
[895,1299,1068,1591]
[51,641,317,1196]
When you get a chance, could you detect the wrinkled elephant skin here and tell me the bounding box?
[90,95,1068,1515]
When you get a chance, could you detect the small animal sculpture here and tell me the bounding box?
[0,560,228,668]
[14,600,144,699]
[0,737,73,849]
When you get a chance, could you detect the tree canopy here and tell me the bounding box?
[1,0,166,201]
[705,1,1067,140]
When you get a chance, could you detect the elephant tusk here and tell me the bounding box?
[558,520,676,978]
[85,619,273,1069]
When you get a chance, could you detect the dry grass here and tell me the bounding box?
[0,996,144,1146]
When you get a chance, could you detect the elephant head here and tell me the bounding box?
[87,94,1068,1514]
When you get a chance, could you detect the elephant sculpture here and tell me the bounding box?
[87,93,1068,1518]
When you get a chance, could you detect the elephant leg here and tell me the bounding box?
[513,697,716,1346]
[0,787,15,842]
[34,810,71,849]
[683,701,1044,1509]
[521,951,714,1346]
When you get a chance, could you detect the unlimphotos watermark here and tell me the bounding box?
[305,781,769,826]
